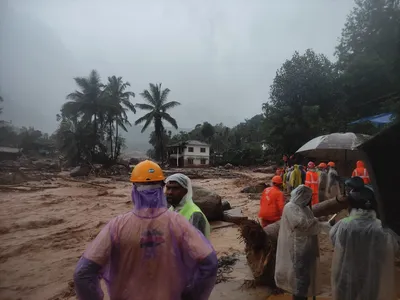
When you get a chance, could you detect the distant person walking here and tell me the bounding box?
[352,160,370,184]
[327,162,340,198]
[305,162,319,205]
[317,163,328,202]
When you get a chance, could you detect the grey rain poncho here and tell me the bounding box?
[330,208,400,300]
[275,185,330,297]
[326,168,340,198]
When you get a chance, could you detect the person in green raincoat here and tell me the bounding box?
[289,165,303,191]
[165,173,210,238]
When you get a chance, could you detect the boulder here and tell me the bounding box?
[192,185,223,221]
[253,166,275,173]
[70,166,91,177]
[224,163,233,169]
[221,200,232,211]
[241,183,266,193]
[222,208,248,224]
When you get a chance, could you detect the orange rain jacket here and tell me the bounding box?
[305,170,319,205]
[352,160,370,184]
[258,185,285,224]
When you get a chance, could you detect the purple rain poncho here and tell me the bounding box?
[74,183,217,300]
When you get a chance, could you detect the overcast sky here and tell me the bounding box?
[1,0,355,132]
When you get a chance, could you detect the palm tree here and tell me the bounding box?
[103,76,136,159]
[61,70,106,143]
[135,83,180,162]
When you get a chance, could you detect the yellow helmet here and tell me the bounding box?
[130,160,165,183]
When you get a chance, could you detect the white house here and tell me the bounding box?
[167,140,210,167]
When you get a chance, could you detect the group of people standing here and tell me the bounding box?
[258,159,398,300]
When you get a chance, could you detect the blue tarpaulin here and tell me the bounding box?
[349,113,394,125]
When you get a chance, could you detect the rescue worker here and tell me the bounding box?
[165,173,210,238]
[284,166,293,193]
[352,160,371,184]
[327,161,340,198]
[317,163,328,203]
[258,175,285,227]
[299,165,306,184]
[275,185,331,300]
[74,160,217,300]
[330,177,399,300]
[305,161,319,205]
[289,164,302,190]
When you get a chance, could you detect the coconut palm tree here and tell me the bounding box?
[61,70,106,142]
[103,76,136,159]
[135,83,180,162]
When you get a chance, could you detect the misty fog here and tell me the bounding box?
[0,0,354,144]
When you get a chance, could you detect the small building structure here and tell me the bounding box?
[0,146,22,161]
[167,140,210,167]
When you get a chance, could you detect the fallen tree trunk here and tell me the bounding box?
[239,197,348,287]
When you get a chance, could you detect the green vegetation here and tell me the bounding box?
[0,0,398,167]
[135,83,180,163]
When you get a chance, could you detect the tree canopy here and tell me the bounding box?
[135,83,180,163]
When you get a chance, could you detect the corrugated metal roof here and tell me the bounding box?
[0,146,21,153]
[186,140,209,146]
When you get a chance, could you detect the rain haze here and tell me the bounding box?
[0,0,355,150]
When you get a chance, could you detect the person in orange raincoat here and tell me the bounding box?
[259,175,285,227]
[305,161,319,205]
[352,160,370,184]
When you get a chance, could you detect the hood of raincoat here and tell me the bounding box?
[165,173,194,210]
[329,207,399,300]
[356,160,365,168]
[131,183,168,217]
[290,185,313,207]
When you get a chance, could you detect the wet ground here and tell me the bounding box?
[0,170,399,299]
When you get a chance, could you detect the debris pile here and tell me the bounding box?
[239,219,277,287]
[164,167,247,180]
[216,254,239,284]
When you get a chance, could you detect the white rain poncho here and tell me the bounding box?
[327,168,340,198]
[275,185,329,297]
[330,208,400,300]
[166,173,193,209]
[165,173,210,238]
[318,170,328,202]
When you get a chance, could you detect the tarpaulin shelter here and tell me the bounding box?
[349,113,395,125]
[358,121,400,235]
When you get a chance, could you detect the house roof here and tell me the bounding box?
[167,140,209,148]
[186,140,209,146]
[0,146,21,154]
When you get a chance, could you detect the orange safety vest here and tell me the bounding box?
[258,186,285,223]
[305,170,319,205]
[352,168,370,184]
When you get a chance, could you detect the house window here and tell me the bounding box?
[188,158,194,165]
[188,147,194,152]
[200,147,206,153]
[200,159,207,165]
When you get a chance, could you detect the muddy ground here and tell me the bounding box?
[0,169,399,300]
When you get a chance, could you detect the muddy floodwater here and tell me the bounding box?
[0,170,399,300]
